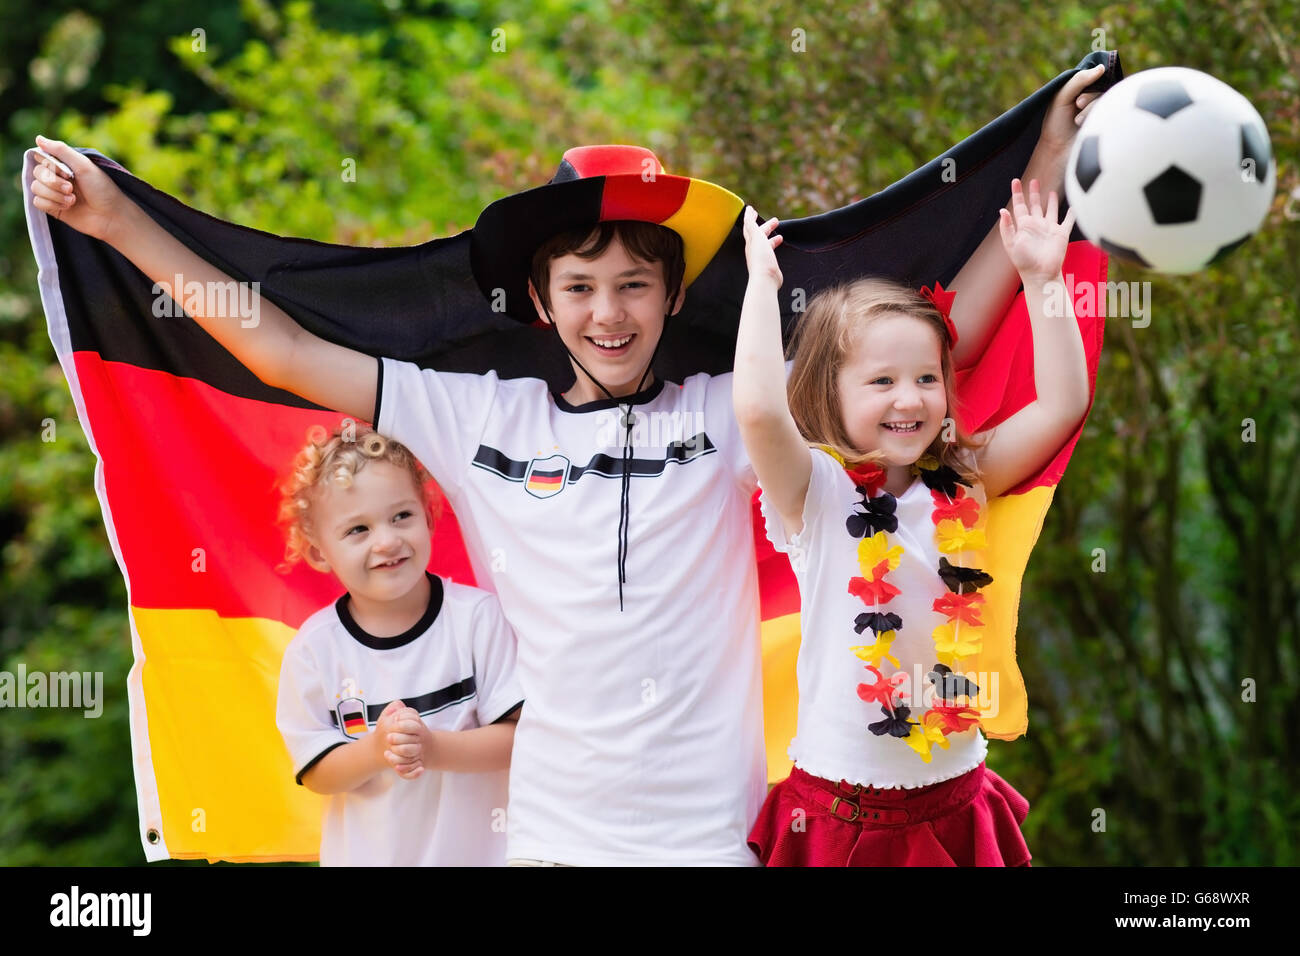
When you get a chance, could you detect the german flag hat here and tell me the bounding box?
[470,144,744,322]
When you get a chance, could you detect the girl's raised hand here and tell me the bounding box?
[742,205,783,288]
[997,178,1075,284]
[28,135,124,242]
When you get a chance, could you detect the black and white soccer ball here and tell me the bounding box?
[1065,67,1275,273]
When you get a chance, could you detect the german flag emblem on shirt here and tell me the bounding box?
[336,698,368,739]
[525,455,569,498]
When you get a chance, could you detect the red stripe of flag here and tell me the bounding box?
[74,355,476,625]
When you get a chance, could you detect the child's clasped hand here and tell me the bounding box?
[374,699,432,780]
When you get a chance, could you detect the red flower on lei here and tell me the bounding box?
[930,487,980,528]
[848,573,901,605]
[925,703,982,733]
[856,664,907,708]
[846,461,888,497]
[932,591,986,626]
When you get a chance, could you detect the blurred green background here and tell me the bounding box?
[1,0,1296,865]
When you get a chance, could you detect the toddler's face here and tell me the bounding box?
[303,460,432,604]
[836,313,948,466]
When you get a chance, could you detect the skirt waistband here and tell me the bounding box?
[789,763,985,826]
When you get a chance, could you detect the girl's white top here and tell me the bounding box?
[759,446,988,789]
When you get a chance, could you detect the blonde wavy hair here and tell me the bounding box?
[276,424,438,573]
[787,277,985,478]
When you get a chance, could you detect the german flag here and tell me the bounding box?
[22,54,1117,861]
[525,467,565,496]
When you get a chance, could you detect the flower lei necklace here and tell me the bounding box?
[820,447,993,763]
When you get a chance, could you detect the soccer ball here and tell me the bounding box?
[1065,67,1275,273]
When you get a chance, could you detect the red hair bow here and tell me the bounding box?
[918,282,959,348]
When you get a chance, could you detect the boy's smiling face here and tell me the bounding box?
[528,236,684,405]
[302,460,432,613]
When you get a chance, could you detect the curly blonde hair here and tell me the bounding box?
[786,277,985,478]
[276,423,439,573]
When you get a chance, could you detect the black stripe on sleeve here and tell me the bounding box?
[372,355,384,425]
[490,701,524,724]
[294,742,348,786]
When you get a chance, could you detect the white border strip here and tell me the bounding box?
[21,148,170,862]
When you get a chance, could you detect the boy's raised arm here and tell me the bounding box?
[30,136,378,424]
[946,66,1104,370]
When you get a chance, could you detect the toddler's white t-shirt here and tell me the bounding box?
[276,574,523,866]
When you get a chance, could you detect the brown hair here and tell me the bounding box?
[786,277,984,477]
[529,220,686,315]
[275,424,439,573]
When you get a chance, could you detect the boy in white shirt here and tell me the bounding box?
[33,141,773,864]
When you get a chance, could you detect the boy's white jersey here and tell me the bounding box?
[377,358,766,866]
[276,574,524,866]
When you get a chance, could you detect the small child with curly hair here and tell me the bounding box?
[274,423,524,866]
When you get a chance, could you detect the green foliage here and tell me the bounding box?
[53,0,682,242]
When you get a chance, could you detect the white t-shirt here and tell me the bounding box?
[759,447,988,789]
[376,358,766,866]
[276,573,524,866]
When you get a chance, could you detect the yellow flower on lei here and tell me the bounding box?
[936,518,987,553]
[858,532,903,581]
[932,622,983,665]
[904,718,951,762]
[850,631,900,669]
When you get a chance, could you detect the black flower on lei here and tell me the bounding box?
[916,464,972,499]
[937,557,994,594]
[846,491,898,538]
[868,703,917,738]
[854,611,903,635]
[928,663,981,701]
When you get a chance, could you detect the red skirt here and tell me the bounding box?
[748,761,1031,867]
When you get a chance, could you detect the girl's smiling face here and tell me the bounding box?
[302,460,432,604]
[836,313,948,465]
